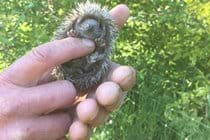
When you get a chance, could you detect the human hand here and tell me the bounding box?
[0,4,135,140]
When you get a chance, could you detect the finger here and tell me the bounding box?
[79,93,109,127]
[95,81,123,111]
[90,107,109,127]
[107,64,136,91]
[76,99,99,124]
[5,80,76,117]
[26,80,77,115]
[110,4,130,29]
[69,120,91,140]
[1,38,95,86]
[5,113,71,140]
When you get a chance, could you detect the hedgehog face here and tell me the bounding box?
[75,18,104,40]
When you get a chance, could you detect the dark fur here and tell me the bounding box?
[52,1,117,92]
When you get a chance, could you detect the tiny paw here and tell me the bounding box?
[87,55,97,63]
[94,38,106,47]
[67,29,77,37]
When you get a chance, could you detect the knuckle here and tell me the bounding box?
[30,45,52,63]
[0,94,25,118]
[0,97,14,117]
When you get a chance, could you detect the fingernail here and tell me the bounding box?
[123,67,136,82]
[129,66,136,74]
[82,39,95,50]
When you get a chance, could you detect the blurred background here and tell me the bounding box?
[0,0,210,139]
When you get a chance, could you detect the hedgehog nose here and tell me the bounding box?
[81,23,92,31]
[80,19,99,32]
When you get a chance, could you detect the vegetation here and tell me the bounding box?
[0,0,210,140]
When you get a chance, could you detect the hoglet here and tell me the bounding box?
[52,1,117,93]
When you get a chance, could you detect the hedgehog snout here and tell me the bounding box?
[76,19,103,39]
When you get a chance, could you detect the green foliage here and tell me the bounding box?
[0,0,210,140]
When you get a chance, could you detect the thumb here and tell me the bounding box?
[1,37,95,86]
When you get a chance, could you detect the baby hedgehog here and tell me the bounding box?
[52,1,117,92]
